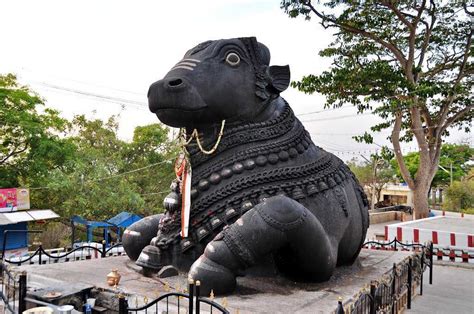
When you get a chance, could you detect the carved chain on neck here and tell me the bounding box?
[187,102,295,167]
[180,120,226,155]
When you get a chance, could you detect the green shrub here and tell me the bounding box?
[443,180,474,212]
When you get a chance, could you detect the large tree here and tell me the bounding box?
[391,143,473,187]
[281,0,473,218]
[0,74,73,188]
[34,116,177,220]
[348,153,396,209]
[1,73,177,220]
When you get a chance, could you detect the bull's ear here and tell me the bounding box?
[268,65,290,93]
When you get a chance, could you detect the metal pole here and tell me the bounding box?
[38,245,42,265]
[369,281,376,314]
[18,271,27,313]
[407,258,412,310]
[429,242,433,285]
[101,240,106,258]
[391,263,396,314]
[420,251,424,296]
[336,297,345,314]
[118,294,127,314]
[188,279,194,314]
[450,163,453,185]
[2,231,8,259]
[195,280,201,314]
[71,220,75,248]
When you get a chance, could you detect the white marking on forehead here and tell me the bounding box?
[171,65,194,71]
[182,58,201,63]
[175,61,197,67]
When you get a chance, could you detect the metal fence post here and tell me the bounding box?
[18,271,27,313]
[394,238,397,251]
[195,280,201,314]
[336,297,345,314]
[391,262,396,313]
[369,281,376,314]
[407,258,412,310]
[118,294,127,314]
[101,242,106,258]
[429,242,433,285]
[420,250,424,296]
[38,245,43,265]
[188,279,194,314]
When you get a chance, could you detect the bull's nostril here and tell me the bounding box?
[168,79,183,87]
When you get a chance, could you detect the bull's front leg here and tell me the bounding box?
[189,195,337,295]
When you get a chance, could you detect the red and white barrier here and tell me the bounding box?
[382,216,474,263]
[385,216,474,248]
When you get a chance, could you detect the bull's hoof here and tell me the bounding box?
[189,256,236,296]
[123,214,162,261]
[136,245,163,272]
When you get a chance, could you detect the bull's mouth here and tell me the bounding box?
[156,106,207,113]
[155,106,210,128]
[148,78,212,127]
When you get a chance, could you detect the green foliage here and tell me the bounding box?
[0,74,73,188]
[281,1,472,137]
[347,154,396,204]
[1,73,177,221]
[444,180,474,212]
[391,144,473,186]
[281,1,473,217]
[33,116,177,220]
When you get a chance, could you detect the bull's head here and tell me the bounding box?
[148,37,290,128]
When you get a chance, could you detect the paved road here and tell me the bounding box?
[407,264,474,314]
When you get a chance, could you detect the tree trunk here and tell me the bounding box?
[413,185,430,219]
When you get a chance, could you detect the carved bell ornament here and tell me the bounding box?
[163,191,181,212]
[106,269,121,286]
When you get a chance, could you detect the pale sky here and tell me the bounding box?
[1,0,470,161]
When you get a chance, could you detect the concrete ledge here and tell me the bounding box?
[370,211,401,224]
[15,250,414,313]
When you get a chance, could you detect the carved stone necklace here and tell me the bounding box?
[179,120,226,155]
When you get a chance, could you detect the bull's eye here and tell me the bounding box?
[225,52,240,66]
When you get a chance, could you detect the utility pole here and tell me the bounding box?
[438,163,453,186]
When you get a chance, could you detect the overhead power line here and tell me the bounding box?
[300,112,373,123]
[296,105,352,117]
[28,158,174,191]
[19,67,144,96]
[26,80,149,111]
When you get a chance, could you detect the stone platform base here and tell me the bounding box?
[16,249,412,313]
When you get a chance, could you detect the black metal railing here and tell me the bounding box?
[364,238,433,285]
[119,280,230,314]
[3,242,124,266]
[336,240,433,313]
[0,262,27,313]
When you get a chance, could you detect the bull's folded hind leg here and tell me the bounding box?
[189,195,337,295]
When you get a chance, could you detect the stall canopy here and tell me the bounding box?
[71,212,142,247]
[0,209,59,252]
[107,211,142,228]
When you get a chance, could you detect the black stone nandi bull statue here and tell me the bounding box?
[123,37,369,295]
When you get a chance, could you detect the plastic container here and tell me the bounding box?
[57,305,74,314]
[86,298,96,307]
[83,303,92,314]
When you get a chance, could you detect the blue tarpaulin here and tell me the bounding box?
[71,212,142,247]
[107,212,142,228]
